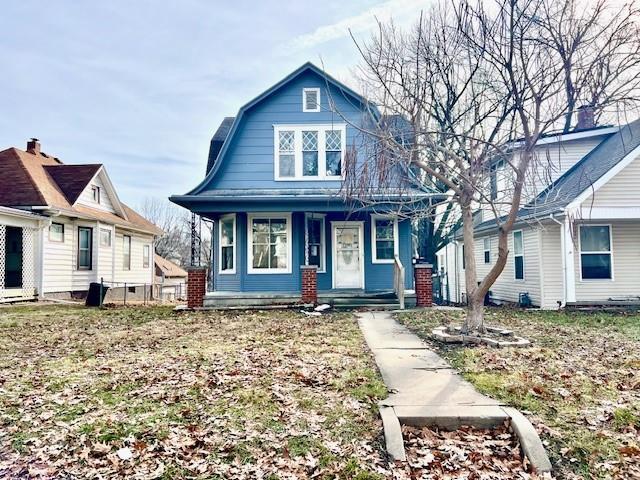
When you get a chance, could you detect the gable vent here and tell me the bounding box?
[303,88,320,112]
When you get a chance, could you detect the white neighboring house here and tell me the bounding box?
[0,139,163,302]
[438,117,640,309]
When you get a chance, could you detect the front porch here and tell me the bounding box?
[203,288,418,309]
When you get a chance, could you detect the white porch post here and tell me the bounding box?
[562,217,576,304]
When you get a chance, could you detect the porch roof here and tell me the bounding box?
[170,187,442,214]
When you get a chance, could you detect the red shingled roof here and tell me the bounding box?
[0,146,162,235]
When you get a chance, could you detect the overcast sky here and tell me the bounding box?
[0,0,428,207]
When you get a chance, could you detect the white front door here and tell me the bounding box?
[332,222,364,289]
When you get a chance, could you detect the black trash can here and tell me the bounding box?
[86,282,109,307]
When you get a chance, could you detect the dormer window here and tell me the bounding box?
[303,88,320,112]
[92,185,101,203]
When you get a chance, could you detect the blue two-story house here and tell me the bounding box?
[170,63,437,307]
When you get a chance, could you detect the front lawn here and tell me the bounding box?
[397,308,640,479]
[0,305,390,479]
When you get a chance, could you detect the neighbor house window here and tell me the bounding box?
[484,238,491,263]
[248,214,291,273]
[371,215,398,263]
[302,88,320,112]
[306,214,325,272]
[123,235,131,270]
[579,225,612,280]
[100,228,111,247]
[92,185,101,203]
[461,245,465,270]
[49,223,64,242]
[302,130,319,176]
[77,227,92,270]
[513,230,524,280]
[274,125,345,180]
[490,160,505,200]
[219,214,236,274]
[143,245,150,268]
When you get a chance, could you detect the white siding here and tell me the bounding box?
[583,153,640,208]
[540,223,564,309]
[42,218,75,293]
[474,228,542,306]
[96,224,114,283]
[113,229,154,286]
[574,221,640,301]
[76,172,117,213]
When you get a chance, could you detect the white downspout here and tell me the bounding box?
[549,213,576,306]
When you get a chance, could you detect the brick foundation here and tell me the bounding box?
[301,265,318,304]
[187,267,207,309]
[414,263,433,307]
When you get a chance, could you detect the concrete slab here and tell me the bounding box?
[358,311,552,473]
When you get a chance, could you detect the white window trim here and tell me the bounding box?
[305,213,326,273]
[247,212,292,274]
[371,214,399,264]
[99,228,112,248]
[578,224,614,281]
[49,222,65,243]
[218,213,236,275]
[143,244,151,269]
[331,221,365,289]
[302,88,321,112]
[513,230,525,281]
[274,124,346,181]
[483,237,491,264]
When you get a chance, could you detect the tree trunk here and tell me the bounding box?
[465,293,485,333]
[460,201,483,333]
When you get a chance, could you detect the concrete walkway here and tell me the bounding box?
[357,311,552,472]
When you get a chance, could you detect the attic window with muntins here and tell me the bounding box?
[303,88,320,112]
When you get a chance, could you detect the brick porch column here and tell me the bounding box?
[301,265,318,305]
[414,264,433,307]
[187,266,207,309]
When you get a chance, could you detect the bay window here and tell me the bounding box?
[371,215,398,263]
[248,214,291,273]
[579,225,612,280]
[274,125,345,180]
[219,214,236,274]
[513,230,524,280]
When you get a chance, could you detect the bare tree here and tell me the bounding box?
[139,197,191,264]
[349,0,640,332]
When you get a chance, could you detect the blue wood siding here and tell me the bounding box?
[202,70,371,192]
[212,211,414,293]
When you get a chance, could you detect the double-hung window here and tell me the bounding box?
[123,235,131,270]
[306,214,325,272]
[248,214,291,273]
[100,228,111,247]
[49,223,64,242]
[483,238,491,263]
[77,227,92,270]
[302,131,319,176]
[371,215,398,263]
[219,214,236,274]
[143,245,150,268]
[579,225,612,280]
[513,231,524,280]
[274,125,345,180]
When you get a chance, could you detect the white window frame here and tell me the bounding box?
[123,235,131,271]
[578,224,614,281]
[305,213,326,273]
[513,230,525,281]
[143,244,150,268]
[274,124,346,181]
[302,88,321,112]
[218,213,236,275]
[483,237,491,264]
[92,185,101,204]
[247,213,292,274]
[371,215,399,264]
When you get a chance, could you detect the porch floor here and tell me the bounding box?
[203,289,416,309]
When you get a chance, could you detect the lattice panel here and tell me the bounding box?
[0,225,5,300]
[22,227,35,297]
[326,130,342,151]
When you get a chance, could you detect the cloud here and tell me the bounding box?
[285,0,429,53]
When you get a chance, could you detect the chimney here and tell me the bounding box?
[575,106,595,131]
[26,138,41,155]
